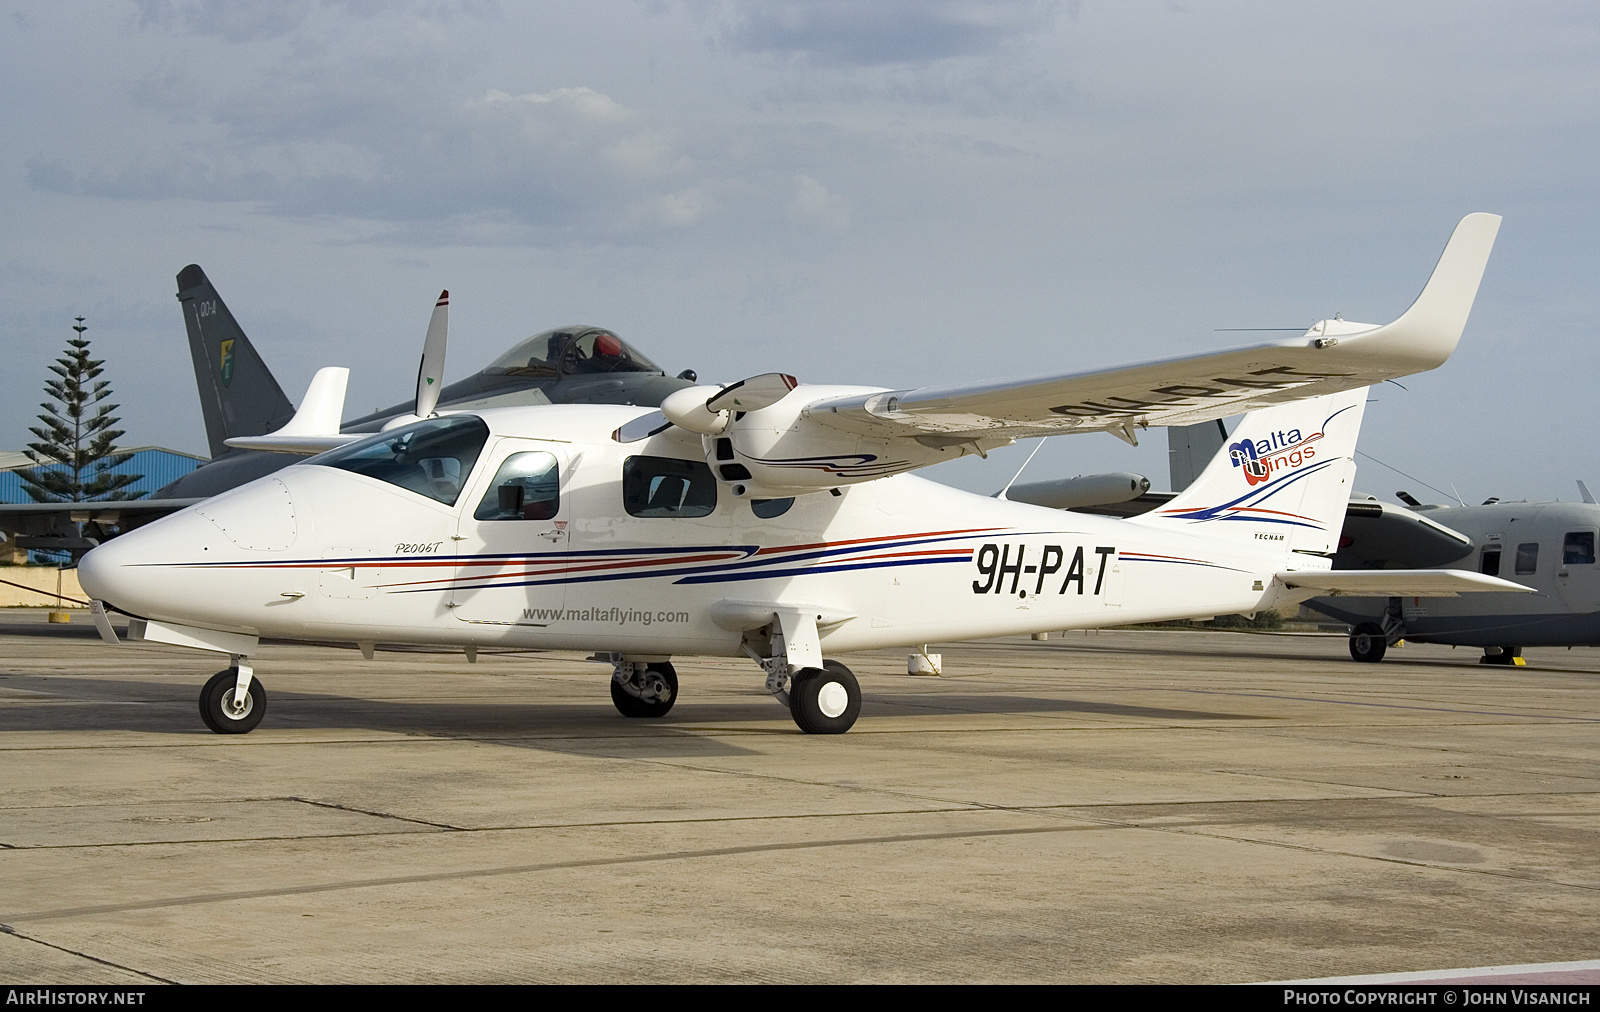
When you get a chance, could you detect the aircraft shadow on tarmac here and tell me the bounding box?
[0,672,1266,746]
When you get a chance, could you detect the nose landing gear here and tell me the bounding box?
[199,663,266,734]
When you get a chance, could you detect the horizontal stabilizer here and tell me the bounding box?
[1274,569,1532,598]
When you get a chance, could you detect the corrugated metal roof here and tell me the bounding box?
[0,447,206,503]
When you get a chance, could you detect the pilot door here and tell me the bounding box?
[450,442,569,627]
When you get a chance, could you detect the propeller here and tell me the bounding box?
[415,290,449,419]
[380,290,450,433]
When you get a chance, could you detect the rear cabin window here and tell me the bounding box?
[1515,542,1540,575]
[309,415,488,506]
[474,451,561,521]
[1563,531,1595,565]
[623,456,717,518]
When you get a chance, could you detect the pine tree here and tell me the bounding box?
[21,318,144,503]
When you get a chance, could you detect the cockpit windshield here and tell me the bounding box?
[482,326,661,378]
[307,415,489,506]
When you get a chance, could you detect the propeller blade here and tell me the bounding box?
[705,372,797,413]
[415,290,449,419]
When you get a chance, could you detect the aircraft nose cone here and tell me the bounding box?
[77,509,227,618]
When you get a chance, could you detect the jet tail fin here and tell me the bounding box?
[176,265,295,459]
[1129,386,1369,558]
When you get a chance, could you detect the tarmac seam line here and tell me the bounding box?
[5,820,1116,923]
[287,795,466,830]
[0,923,177,984]
[0,804,1010,850]
[1082,820,1600,894]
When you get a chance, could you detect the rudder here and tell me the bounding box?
[177,265,295,459]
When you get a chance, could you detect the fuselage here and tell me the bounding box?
[81,405,1306,657]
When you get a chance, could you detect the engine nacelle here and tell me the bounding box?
[699,385,997,497]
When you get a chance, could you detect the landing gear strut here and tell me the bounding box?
[198,663,266,734]
[610,660,678,718]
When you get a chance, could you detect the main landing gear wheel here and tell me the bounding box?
[789,659,861,735]
[1348,623,1387,664]
[611,661,678,718]
[199,668,266,734]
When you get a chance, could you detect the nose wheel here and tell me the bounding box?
[199,667,266,734]
[610,661,678,718]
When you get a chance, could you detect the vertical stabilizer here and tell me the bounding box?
[1167,419,1229,492]
[176,265,295,459]
[1131,388,1368,558]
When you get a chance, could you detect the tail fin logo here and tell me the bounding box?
[219,339,235,387]
[1229,428,1320,486]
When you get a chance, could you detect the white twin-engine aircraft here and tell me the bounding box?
[80,213,1530,735]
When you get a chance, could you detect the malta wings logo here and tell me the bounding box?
[1229,426,1322,487]
[219,339,235,388]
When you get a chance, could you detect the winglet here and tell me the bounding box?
[1333,212,1501,370]
[272,366,349,436]
[222,366,356,454]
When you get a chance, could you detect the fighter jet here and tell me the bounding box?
[0,267,697,554]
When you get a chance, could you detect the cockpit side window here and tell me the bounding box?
[475,452,561,521]
[623,456,716,518]
[309,415,488,506]
[1563,531,1595,565]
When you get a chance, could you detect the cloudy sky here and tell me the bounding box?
[4,1,1598,505]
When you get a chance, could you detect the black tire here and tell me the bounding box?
[1480,646,1522,666]
[198,668,266,734]
[1349,623,1387,663]
[789,660,861,734]
[610,661,677,718]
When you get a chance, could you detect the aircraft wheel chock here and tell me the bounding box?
[1348,623,1387,664]
[610,661,678,718]
[789,660,861,734]
[199,668,266,734]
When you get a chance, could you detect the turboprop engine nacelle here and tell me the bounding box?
[707,385,991,498]
[664,373,1015,499]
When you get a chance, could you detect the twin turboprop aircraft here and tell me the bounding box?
[79,213,1532,736]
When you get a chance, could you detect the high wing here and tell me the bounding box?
[806,213,1499,445]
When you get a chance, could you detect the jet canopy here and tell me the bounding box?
[483,326,661,378]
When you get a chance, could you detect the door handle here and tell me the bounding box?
[538,529,564,541]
